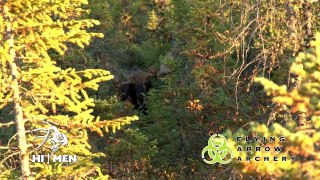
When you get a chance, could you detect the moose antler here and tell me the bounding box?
[157,63,172,77]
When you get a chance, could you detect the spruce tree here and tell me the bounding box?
[0,0,138,179]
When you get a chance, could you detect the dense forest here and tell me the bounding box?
[1,0,320,179]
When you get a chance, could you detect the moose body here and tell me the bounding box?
[116,69,155,114]
[116,64,171,114]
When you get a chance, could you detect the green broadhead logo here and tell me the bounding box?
[202,134,233,164]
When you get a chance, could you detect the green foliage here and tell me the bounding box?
[133,56,214,178]
[87,0,113,32]
[106,128,158,160]
[92,97,135,120]
[226,32,320,179]
[1,0,318,179]
[102,128,158,179]
[129,1,320,178]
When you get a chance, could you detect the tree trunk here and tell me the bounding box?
[303,0,313,45]
[3,4,32,179]
[297,0,314,126]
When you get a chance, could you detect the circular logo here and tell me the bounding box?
[201,134,233,164]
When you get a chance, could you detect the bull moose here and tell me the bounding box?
[115,63,171,114]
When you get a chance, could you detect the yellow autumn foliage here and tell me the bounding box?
[226,32,320,179]
[0,0,138,179]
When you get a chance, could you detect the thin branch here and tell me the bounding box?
[0,121,15,127]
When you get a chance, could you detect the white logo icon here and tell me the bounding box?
[32,121,68,153]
